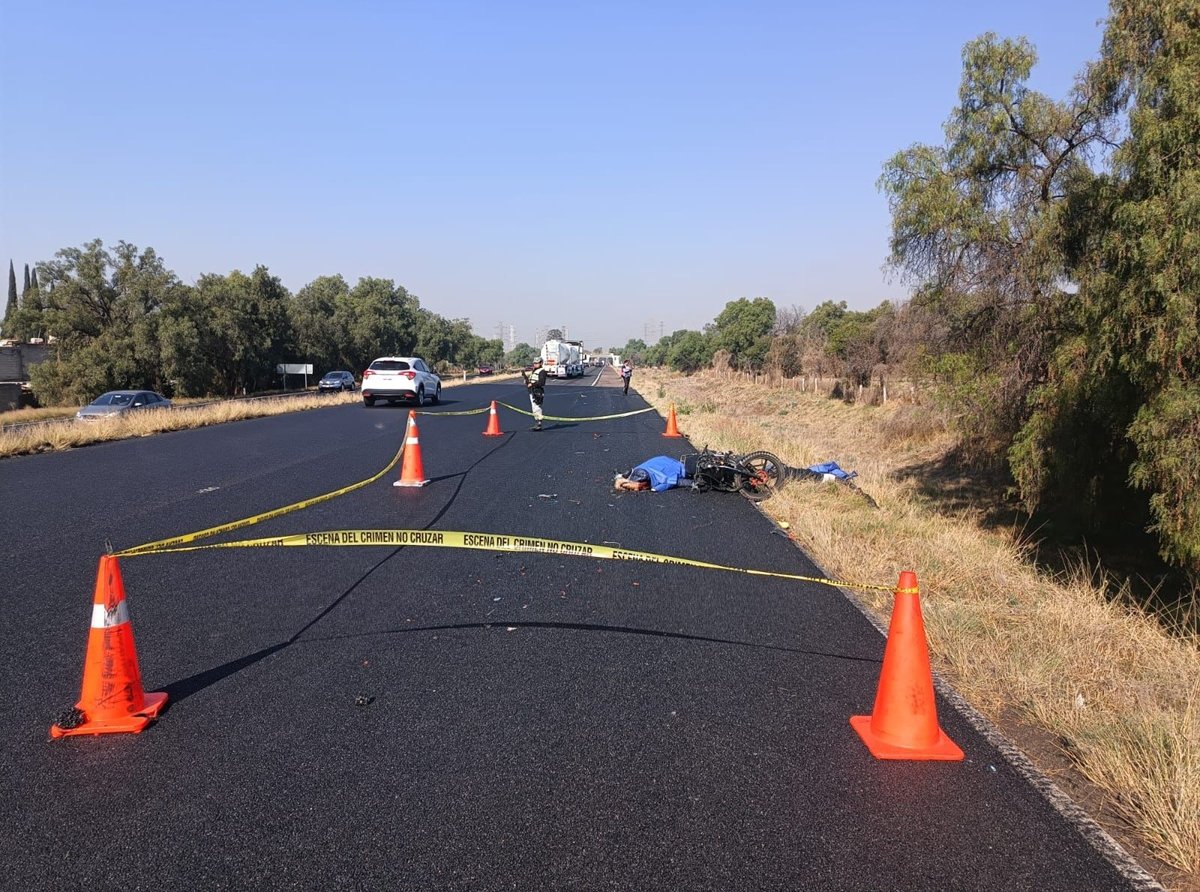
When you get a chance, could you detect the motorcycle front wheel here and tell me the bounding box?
[739,451,785,501]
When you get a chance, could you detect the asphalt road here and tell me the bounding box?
[0,372,1156,891]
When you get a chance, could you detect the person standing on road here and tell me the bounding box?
[522,358,549,431]
[620,360,633,395]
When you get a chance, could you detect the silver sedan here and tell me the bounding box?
[76,390,173,420]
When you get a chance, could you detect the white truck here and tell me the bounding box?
[542,339,584,378]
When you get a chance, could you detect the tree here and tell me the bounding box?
[29,268,39,294]
[711,297,776,370]
[197,267,293,394]
[4,261,15,333]
[22,263,30,299]
[25,240,185,403]
[618,338,648,363]
[880,33,1107,458]
[291,275,351,373]
[666,330,712,373]
[505,342,538,367]
[337,278,419,367]
[1013,0,1200,567]
[546,328,563,340]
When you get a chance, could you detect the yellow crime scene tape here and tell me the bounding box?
[120,401,659,556]
[496,401,658,423]
[114,401,899,595]
[118,528,898,593]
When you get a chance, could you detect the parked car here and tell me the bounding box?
[76,390,173,420]
[361,357,441,407]
[318,371,357,392]
[476,365,494,376]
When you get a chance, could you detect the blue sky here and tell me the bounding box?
[1,0,1110,352]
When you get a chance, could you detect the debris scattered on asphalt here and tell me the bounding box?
[354,695,375,707]
[538,493,558,499]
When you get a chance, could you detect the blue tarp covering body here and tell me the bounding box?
[630,456,689,492]
[806,461,856,480]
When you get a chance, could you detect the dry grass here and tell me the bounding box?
[0,391,361,456]
[642,368,1200,885]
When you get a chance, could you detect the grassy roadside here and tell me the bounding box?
[638,368,1199,889]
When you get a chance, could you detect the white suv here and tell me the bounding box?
[361,357,442,407]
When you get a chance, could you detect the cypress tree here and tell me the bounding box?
[30,268,39,293]
[22,263,30,297]
[5,260,16,324]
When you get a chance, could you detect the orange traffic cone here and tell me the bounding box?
[849,571,964,760]
[394,410,430,487]
[483,400,504,437]
[662,403,682,438]
[50,555,168,738]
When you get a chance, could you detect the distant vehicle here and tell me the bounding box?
[541,338,584,378]
[361,356,441,407]
[76,390,172,420]
[476,365,494,376]
[318,371,357,392]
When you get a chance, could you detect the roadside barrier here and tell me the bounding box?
[50,555,167,738]
[850,571,964,760]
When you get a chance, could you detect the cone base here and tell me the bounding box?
[50,691,168,739]
[662,432,682,438]
[393,479,429,487]
[483,432,504,437]
[849,714,964,761]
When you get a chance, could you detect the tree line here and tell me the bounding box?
[1,240,508,401]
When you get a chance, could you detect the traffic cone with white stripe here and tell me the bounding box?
[483,400,504,436]
[50,555,167,738]
[850,571,963,760]
[394,410,430,487]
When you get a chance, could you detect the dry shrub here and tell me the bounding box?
[877,402,950,443]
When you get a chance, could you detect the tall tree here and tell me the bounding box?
[22,263,30,299]
[188,267,293,395]
[710,297,776,370]
[880,33,1107,459]
[1016,0,1200,566]
[4,261,15,330]
[291,275,351,372]
[25,240,184,403]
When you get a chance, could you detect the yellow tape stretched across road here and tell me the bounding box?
[116,527,898,593]
[119,439,409,556]
[119,402,667,556]
[496,401,658,423]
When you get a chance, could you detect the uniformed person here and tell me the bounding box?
[522,358,549,430]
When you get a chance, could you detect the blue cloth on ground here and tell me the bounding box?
[806,461,856,480]
[631,455,689,492]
